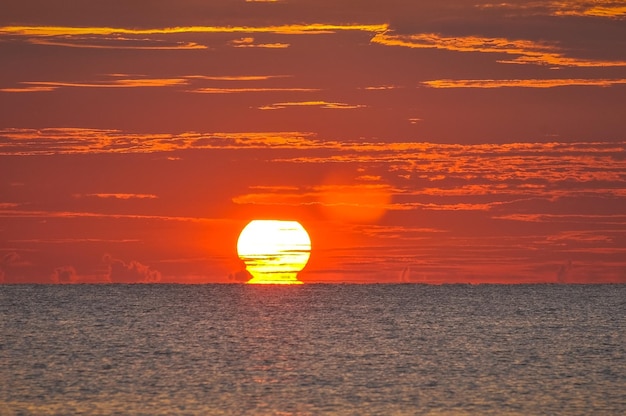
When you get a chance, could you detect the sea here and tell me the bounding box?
[1,284,624,415]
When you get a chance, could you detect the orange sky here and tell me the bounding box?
[1,0,625,284]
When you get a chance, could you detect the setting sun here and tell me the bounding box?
[237,220,311,284]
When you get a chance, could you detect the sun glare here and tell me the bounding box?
[237,220,311,284]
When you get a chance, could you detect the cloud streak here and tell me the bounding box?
[423,78,626,88]
[371,32,626,67]
[478,1,626,19]
[258,101,367,110]
[1,75,187,92]
[76,193,158,200]
[0,128,322,155]
[27,37,206,50]
[230,37,289,48]
[0,23,384,54]
[192,87,318,94]
[0,208,219,223]
[1,74,310,94]
[0,23,388,38]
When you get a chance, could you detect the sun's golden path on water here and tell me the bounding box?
[237,220,311,284]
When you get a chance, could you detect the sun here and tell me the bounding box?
[237,220,311,284]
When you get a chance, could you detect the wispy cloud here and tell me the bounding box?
[11,238,141,244]
[258,101,367,110]
[25,78,187,89]
[1,74,309,94]
[233,158,625,214]
[185,75,289,81]
[234,182,393,222]
[363,85,402,90]
[0,208,219,223]
[0,128,323,154]
[275,140,626,213]
[371,32,626,67]
[0,86,57,93]
[494,213,626,224]
[75,193,158,200]
[0,23,387,53]
[232,183,392,206]
[230,37,289,49]
[423,78,626,88]
[3,128,625,218]
[191,87,318,94]
[0,23,388,37]
[557,4,626,19]
[1,75,188,92]
[26,37,206,50]
[477,1,626,19]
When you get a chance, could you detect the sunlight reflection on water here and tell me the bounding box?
[1,284,624,415]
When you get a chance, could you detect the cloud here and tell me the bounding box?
[1,76,189,93]
[0,208,221,223]
[478,1,626,19]
[0,128,321,155]
[232,183,392,206]
[0,23,386,55]
[556,4,626,19]
[0,86,57,93]
[0,23,388,38]
[229,269,253,282]
[1,252,27,267]
[191,87,318,94]
[493,214,626,225]
[12,77,188,91]
[75,193,158,200]
[51,265,79,283]
[556,260,572,283]
[399,266,412,283]
[546,231,614,244]
[233,180,393,222]
[3,131,624,215]
[103,255,161,283]
[371,32,626,67]
[423,78,626,88]
[395,202,497,211]
[2,127,624,217]
[230,37,289,49]
[258,101,367,110]
[26,37,206,50]
[9,238,141,244]
[237,139,626,214]
[1,73,297,94]
[0,252,30,282]
[185,75,289,81]
[363,85,402,90]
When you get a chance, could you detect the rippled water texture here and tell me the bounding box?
[1,284,625,415]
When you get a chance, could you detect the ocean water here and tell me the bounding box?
[1,284,624,415]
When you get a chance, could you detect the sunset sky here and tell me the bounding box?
[1,0,625,284]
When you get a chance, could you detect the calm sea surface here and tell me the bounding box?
[1,284,625,415]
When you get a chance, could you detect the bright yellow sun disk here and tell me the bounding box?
[237,220,311,284]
